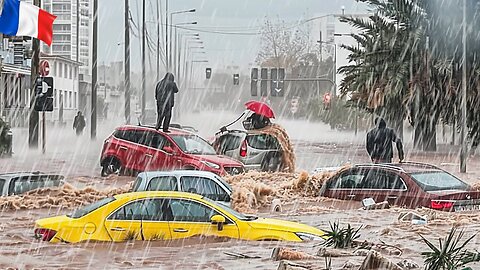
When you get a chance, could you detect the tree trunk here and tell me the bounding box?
[423,116,437,151]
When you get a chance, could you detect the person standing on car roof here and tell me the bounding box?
[155,72,179,132]
[366,117,404,163]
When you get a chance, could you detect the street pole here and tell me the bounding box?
[28,0,41,148]
[460,0,467,173]
[141,0,146,123]
[76,0,80,62]
[156,0,160,81]
[124,0,130,124]
[165,0,168,71]
[169,13,173,72]
[91,0,98,139]
[42,111,45,154]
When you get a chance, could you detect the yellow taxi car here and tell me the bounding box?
[34,191,325,243]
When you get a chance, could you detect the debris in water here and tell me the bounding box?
[271,247,316,261]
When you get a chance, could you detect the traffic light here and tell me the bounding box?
[233,74,239,85]
[250,68,258,96]
[260,68,268,97]
[34,77,54,112]
[270,68,278,97]
[205,68,212,79]
[278,68,285,97]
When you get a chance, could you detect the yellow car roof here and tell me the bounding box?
[113,191,205,201]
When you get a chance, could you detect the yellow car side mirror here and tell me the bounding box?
[210,215,226,231]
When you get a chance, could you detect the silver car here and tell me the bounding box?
[0,172,64,196]
[213,130,282,172]
[131,170,232,205]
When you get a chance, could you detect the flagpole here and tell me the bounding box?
[28,0,41,148]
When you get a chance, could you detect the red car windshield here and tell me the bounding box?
[171,135,217,155]
[410,171,470,192]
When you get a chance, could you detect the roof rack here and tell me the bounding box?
[354,163,405,172]
[396,162,441,170]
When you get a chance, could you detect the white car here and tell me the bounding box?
[131,170,233,206]
[0,172,64,196]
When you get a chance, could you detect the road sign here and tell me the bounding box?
[205,68,212,79]
[34,77,54,112]
[233,73,239,85]
[250,68,258,96]
[39,60,50,76]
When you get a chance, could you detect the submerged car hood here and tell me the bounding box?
[247,217,325,236]
[428,190,480,200]
[195,154,243,167]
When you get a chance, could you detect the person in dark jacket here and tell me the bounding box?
[73,111,86,136]
[155,72,179,132]
[366,117,404,163]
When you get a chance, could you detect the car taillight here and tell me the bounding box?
[240,140,247,157]
[34,228,57,242]
[430,200,454,210]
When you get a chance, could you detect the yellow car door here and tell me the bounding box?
[167,198,239,240]
[104,198,172,241]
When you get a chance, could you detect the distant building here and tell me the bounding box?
[41,0,92,76]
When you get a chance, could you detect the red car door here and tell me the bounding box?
[115,129,142,171]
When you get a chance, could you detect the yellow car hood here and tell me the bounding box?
[247,217,324,236]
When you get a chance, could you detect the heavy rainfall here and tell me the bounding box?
[2,0,480,269]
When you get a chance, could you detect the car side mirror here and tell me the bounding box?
[163,145,174,154]
[210,215,226,231]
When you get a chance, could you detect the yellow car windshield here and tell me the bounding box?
[202,196,257,221]
[67,197,116,219]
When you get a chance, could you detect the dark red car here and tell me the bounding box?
[100,125,245,176]
[320,162,480,212]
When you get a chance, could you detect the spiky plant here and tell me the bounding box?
[322,221,362,249]
[123,230,137,242]
[421,227,480,270]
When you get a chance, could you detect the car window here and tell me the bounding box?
[328,171,364,189]
[0,179,5,195]
[68,197,116,218]
[109,199,169,221]
[219,134,242,152]
[360,170,406,190]
[138,131,167,149]
[114,129,139,144]
[246,134,279,150]
[169,199,219,222]
[171,135,216,155]
[9,175,64,195]
[410,171,470,191]
[132,176,143,191]
[181,176,229,201]
[147,176,178,191]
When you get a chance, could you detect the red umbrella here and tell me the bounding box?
[245,101,275,119]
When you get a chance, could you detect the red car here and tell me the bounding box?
[320,162,480,212]
[100,125,245,176]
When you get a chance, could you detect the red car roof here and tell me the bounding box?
[116,125,192,136]
[354,162,443,174]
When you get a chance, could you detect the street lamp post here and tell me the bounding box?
[317,40,337,95]
[173,22,197,76]
[169,9,195,71]
[177,34,199,86]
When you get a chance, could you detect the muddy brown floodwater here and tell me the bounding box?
[1,171,480,269]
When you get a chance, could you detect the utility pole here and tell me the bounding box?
[28,0,41,148]
[76,0,80,62]
[141,0,146,122]
[156,0,160,81]
[91,0,98,139]
[165,0,169,71]
[124,0,130,124]
[460,0,467,173]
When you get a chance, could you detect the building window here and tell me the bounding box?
[59,63,63,78]
[69,66,72,79]
[74,92,77,108]
[54,89,57,108]
[64,64,67,78]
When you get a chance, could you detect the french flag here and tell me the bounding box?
[0,0,56,46]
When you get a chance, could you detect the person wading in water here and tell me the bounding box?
[366,117,404,163]
[155,72,179,132]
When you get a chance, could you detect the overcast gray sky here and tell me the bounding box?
[98,0,368,73]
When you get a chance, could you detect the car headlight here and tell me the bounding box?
[295,232,324,241]
[201,161,220,169]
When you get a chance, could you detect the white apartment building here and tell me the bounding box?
[41,0,91,76]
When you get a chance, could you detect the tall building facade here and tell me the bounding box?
[42,0,91,75]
